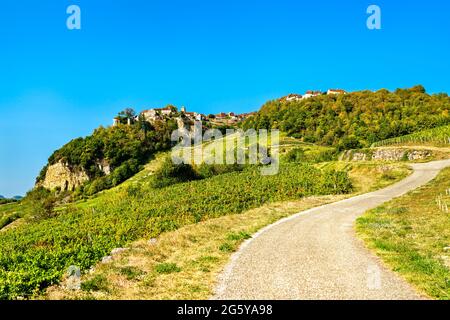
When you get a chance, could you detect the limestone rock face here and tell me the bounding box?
[341,148,432,162]
[40,161,89,191]
[372,149,406,161]
[96,159,112,175]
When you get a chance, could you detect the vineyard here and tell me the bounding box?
[371,125,450,148]
[0,162,352,299]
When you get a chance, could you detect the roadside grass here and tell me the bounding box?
[316,161,411,193]
[45,162,410,300]
[356,167,450,300]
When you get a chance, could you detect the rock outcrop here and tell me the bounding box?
[341,148,432,162]
[39,161,89,191]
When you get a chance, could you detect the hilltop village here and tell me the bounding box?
[113,89,347,128]
[113,105,256,128]
[279,89,347,102]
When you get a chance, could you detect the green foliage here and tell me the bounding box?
[0,163,352,299]
[372,124,450,147]
[0,198,17,205]
[219,242,235,252]
[0,213,21,229]
[242,86,450,148]
[285,148,338,163]
[320,169,353,194]
[118,266,145,280]
[24,187,58,221]
[81,275,110,292]
[226,231,251,241]
[38,120,176,195]
[151,157,200,188]
[155,263,181,274]
[196,163,244,178]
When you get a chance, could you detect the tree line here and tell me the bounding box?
[241,85,450,150]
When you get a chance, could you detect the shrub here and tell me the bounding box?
[155,263,181,274]
[320,169,353,194]
[151,157,199,188]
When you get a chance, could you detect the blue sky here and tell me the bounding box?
[0,0,449,197]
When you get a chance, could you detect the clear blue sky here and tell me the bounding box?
[0,0,449,197]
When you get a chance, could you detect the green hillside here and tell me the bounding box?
[371,124,450,147]
[3,85,450,300]
[0,153,353,299]
[36,116,178,196]
[241,86,450,149]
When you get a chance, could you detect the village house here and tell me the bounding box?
[302,90,322,99]
[282,94,302,102]
[113,104,254,128]
[216,112,227,120]
[184,112,203,121]
[141,106,175,122]
[327,89,347,95]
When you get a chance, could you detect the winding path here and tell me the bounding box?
[214,160,450,300]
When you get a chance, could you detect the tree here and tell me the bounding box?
[117,108,136,123]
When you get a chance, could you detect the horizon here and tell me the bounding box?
[1,0,450,197]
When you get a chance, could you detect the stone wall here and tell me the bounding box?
[341,148,432,162]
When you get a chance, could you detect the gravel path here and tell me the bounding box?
[214,160,450,300]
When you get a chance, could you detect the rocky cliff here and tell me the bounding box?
[39,161,90,191]
[38,159,113,191]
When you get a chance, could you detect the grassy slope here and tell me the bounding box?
[357,168,450,300]
[1,141,359,299]
[372,124,450,148]
[45,161,411,300]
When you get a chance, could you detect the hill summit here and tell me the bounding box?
[242,85,450,150]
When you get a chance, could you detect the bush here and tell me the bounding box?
[151,157,199,188]
[320,169,353,194]
[111,159,141,187]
